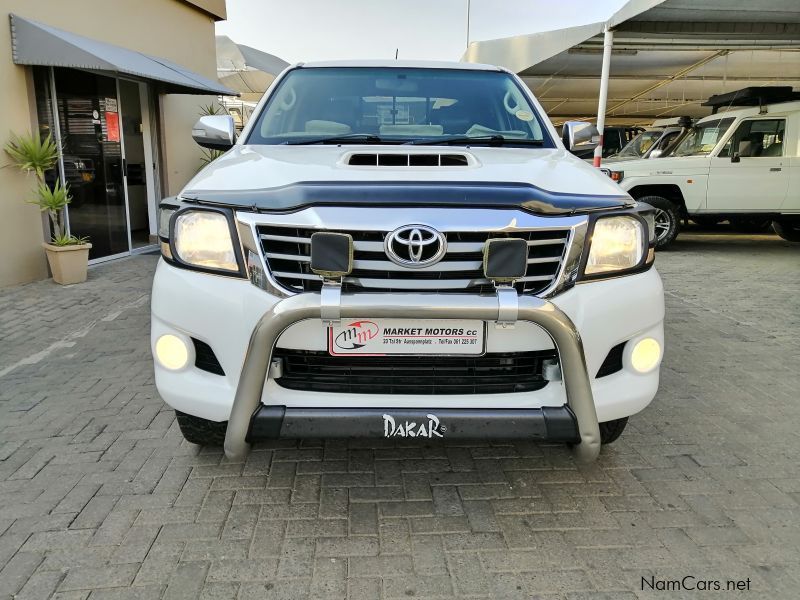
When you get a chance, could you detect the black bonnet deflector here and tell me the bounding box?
[181,181,633,215]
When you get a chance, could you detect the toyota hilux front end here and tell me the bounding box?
[151,61,664,462]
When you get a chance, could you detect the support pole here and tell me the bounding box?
[465,0,471,50]
[593,27,614,168]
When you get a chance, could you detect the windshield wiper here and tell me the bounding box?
[282,134,387,145]
[406,135,544,147]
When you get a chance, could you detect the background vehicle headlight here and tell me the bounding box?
[585,216,644,275]
[173,211,239,272]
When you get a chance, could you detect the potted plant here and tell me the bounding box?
[4,132,91,285]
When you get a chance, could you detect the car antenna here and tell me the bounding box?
[395,48,399,60]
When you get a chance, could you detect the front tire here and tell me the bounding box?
[638,195,680,249]
[772,220,800,242]
[175,411,227,446]
[599,417,628,444]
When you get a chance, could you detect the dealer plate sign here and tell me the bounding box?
[328,319,484,356]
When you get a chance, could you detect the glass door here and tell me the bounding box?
[118,80,156,250]
[53,69,128,260]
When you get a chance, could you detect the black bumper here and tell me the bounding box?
[246,405,580,443]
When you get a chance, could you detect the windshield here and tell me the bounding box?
[670,118,734,157]
[246,67,552,147]
[617,130,662,158]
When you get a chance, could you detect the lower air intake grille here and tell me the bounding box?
[272,349,557,395]
[596,342,625,378]
[257,226,570,295]
[192,338,225,376]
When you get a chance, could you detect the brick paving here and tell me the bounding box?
[1,231,798,599]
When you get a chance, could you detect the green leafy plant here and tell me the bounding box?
[4,131,87,245]
[199,102,226,116]
[3,132,59,179]
[199,148,225,165]
[29,179,71,240]
[51,233,90,246]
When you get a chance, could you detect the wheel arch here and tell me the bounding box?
[627,184,687,215]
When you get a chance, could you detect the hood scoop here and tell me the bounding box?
[345,152,472,167]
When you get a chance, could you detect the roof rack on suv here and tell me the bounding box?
[702,86,800,114]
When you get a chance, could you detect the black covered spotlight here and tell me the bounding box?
[483,238,528,283]
[310,232,354,278]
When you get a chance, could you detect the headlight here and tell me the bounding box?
[585,216,644,275]
[173,210,239,273]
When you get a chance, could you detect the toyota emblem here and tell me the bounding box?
[384,225,447,268]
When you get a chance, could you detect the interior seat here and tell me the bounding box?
[761,141,783,157]
[737,133,764,157]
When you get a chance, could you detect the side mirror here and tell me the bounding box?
[731,152,741,163]
[192,115,236,150]
[562,121,599,152]
[648,149,663,159]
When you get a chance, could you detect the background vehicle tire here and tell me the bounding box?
[599,417,628,444]
[772,220,800,242]
[730,217,772,233]
[175,411,227,446]
[637,195,680,249]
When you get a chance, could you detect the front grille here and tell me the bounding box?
[257,226,569,295]
[273,349,557,395]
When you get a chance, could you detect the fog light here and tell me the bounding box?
[630,338,661,373]
[155,334,190,370]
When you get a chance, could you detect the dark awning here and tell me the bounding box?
[10,14,238,96]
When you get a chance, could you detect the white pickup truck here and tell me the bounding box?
[150,60,665,463]
[603,90,800,247]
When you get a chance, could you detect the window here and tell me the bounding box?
[671,118,734,157]
[617,130,662,158]
[246,67,551,147]
[718,119,785,158]
[655,130,681,152]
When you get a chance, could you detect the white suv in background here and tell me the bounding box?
[605,89,800,247]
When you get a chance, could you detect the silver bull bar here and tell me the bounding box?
[224,292,601,463]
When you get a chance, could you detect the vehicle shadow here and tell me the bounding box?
[664,226,793,253]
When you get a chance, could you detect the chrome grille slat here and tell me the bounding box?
[527,256,561,264]
[260,233,311,244]
[265,252,311,262]
[271,271,320,281]
[353,259,483,272]
[258,225,569,296]
[346,277,481,290]
[527,238,566,246]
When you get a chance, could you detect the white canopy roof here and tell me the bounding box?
[463,0,800,124]
[216,36,289,101]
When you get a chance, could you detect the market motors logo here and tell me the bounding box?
[334,320,379,350]
[383,413,445,438]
